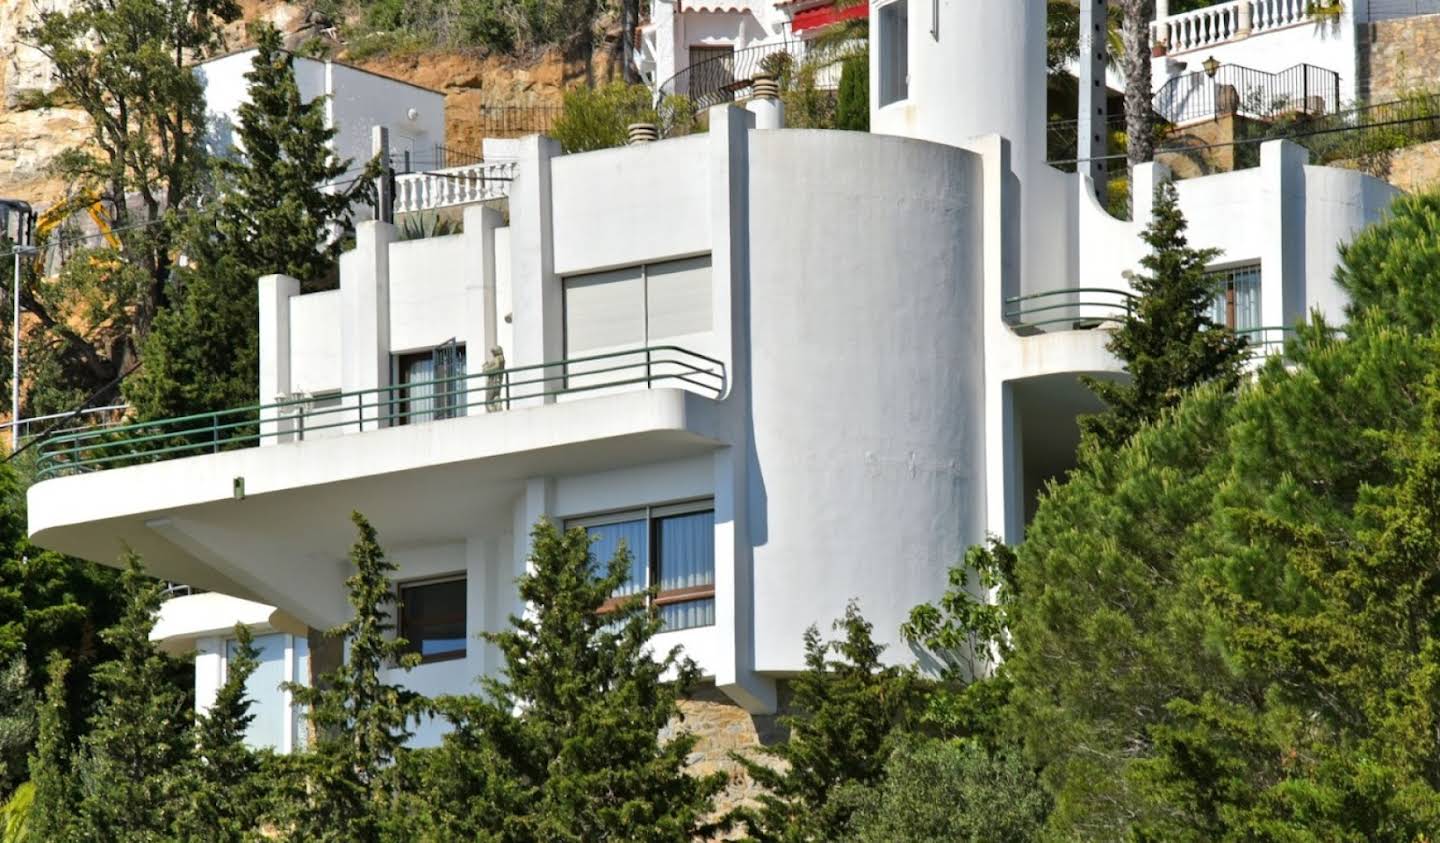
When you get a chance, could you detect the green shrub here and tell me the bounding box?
[836,53,869,131]
[551,82,676,153]
[848,739,1050,843]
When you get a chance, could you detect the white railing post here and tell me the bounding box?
[1238,0,1253,35]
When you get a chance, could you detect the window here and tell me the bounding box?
[563,256,712,357]
[223,632,308,752]
[393,340,466,425]
[1208,264,1261,332]
[879,0,909,106]
[398,577,467,663]
[569,501,716,631]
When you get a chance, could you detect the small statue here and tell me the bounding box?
[483,345,506,411]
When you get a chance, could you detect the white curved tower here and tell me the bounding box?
[869,0,1047,179]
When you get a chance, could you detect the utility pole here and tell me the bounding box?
[1079,0,1110,204]
[1,200,34,453]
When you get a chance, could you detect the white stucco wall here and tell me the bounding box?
[388,234,471,352]
[289,290,341,396]
[550,135,712,274]
[745,129,986,671]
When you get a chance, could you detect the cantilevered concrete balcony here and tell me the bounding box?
[28,346,728,629]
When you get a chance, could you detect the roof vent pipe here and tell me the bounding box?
[627,122,659,144]
[746,73,785,129]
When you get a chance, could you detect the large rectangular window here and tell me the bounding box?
[398,576,467,663]
[223,632,309,753]
[569,501,716,631]
[563,256,712,358]
[879,0,909,106]
[393,340,466,425]
[1208,264,1261,332]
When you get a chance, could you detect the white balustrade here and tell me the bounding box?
[393,161,518,214]
[1152,0,1317,54]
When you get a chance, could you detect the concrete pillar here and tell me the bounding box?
[258,274,300,445]
[340,221,396,429]
[465,534,501,682]
[1131,160,1172,225]
[708,104,753,404]
[1237,0,1253,35]
[509,135,562,406]
[1260,140,1309,330]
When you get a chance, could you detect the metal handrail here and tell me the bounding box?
[34,346,727,480]
[654,38,861,111]
[1153,62,1340,126]
[1003,287,1138,331]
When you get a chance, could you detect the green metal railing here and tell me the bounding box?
[1003,287,1137,332]
[35,346,726,480]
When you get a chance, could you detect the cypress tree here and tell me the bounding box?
[179,625,262,842]
[1081,179,1246,451]
[0,658,34,799]
[125,23,376,421]
[835,54,869,131]
[277,512,425,843]
[73,555,194,841]
[728,602,920,843]
[419,519,725,841]
[27,656,78,843]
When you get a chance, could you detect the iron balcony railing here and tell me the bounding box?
[1153,63,1340,126]
[654,38,861,111]
[34,346,726,480]
[1005,291,1327,361]
[1003,287,1138,331]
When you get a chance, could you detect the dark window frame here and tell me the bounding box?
[392,340,467,425]
[396,575,467,665]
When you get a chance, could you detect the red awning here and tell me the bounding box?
[792,1,866,33]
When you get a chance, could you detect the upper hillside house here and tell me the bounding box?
[27,0,1399,752]
[642,0,863,108]
[195,49,447,176]
[1149,0,1440,125]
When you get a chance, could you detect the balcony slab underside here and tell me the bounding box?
[29,388,727,628]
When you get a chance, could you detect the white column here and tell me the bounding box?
[1237,0,1253,35]
[340,221,395,429]
[1260,140,1309,331]
[508,135,562,406]
[258,274,300,445]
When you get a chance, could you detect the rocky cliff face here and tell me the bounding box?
[0,0,614,207]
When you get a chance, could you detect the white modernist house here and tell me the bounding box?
[28,0,1399,750]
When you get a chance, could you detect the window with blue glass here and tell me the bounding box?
[571,501,715,631]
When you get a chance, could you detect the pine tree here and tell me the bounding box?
[1333,190,1440,335]
[277,512,425,843]
[125,23,377,421]
[1081,179,1246,450]
[728,602,920,843]
[179,625,262,842]
[73,555,194,841]
[26,656,78,843]
[419,518,725,841]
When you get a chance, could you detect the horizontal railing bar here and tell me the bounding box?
[35,347,727,479]
[1003,287,1138,304]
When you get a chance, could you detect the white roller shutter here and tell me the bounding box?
[646,256,712,342]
